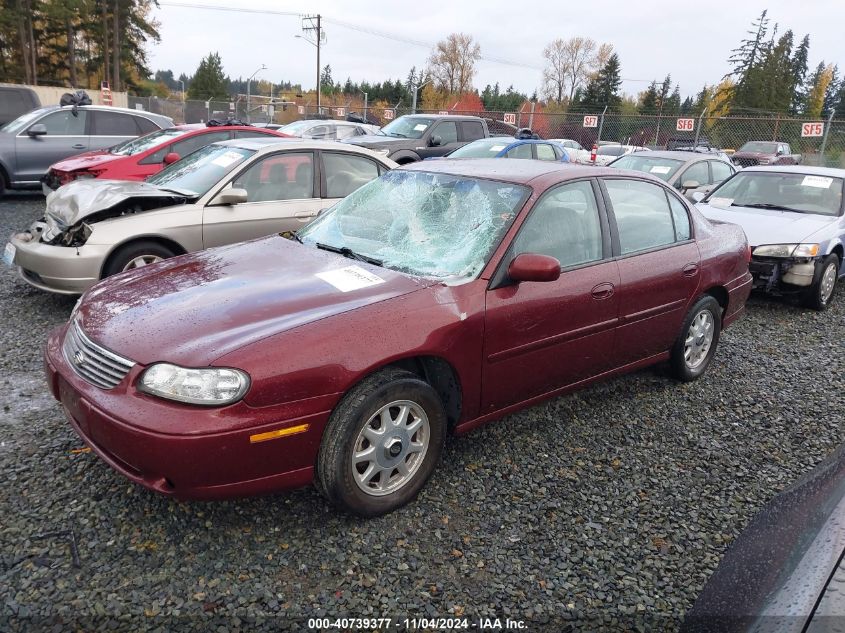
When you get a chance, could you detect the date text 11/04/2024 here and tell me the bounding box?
[306,617,528,630]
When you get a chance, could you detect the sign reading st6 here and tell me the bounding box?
[583,115,598,128]
[801,122,824,137]
[676,118,695,132]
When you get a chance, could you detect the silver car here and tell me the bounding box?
[5,138,396,294]
[608,150,736,201]
[0,105,173,196]
[696,166,845,310]
[279,119,380,140]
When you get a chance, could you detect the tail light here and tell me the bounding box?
[590,144,597,163]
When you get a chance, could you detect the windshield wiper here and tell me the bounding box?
[736,202,808,213]
[316,242,383,266]
[386,132,407,138]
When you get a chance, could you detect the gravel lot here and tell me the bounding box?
[1,193,843,632]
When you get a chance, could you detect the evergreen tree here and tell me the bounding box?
[580,53,622,111]
[187,52,228,100]
[665,86,682,116]
[638,81,659,114]
[833,82,845,119]
[727,10,769,107]
[680,96,694,115]
[790,34,810,114]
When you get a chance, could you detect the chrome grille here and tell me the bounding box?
[62,321,135,389]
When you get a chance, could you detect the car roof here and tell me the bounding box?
[401,158,650,185]
[398,113,482,121]
[39,104,173,125]
[286,119,361,126]
[741,165,845,177]
[212,137,392,155]
[627,150,708,162]
[172,124,281,133]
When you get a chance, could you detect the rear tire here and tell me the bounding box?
[316,368,446,517]
[102,240,176,278]
[670,296,722,382]
[801,254,838,311]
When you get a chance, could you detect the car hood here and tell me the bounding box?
[76,236,436,367]
[732,151,772,159]
[696,202,836,247]
[50,149,118,172]
[343,135,408,147]
[43,178,189,236]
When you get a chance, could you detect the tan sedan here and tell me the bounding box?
[5,138,396,294]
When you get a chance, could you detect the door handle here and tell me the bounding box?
[294,211,316,219]
[71,143,86,149]
[682,263,699,277]
[591,282,615,300]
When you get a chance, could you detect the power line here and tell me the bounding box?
[158,1,655,81]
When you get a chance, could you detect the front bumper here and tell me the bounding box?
[750,256,819,293]
[44,325,328,499]
[10,232,110,294]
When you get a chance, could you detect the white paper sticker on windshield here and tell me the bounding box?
[489,145,505,152]
[709,197,734,208]
[211,151,243,168]
[316,265,386,293]
[650,165,672,174]
[801,175,833,189]
[413,124,428,132]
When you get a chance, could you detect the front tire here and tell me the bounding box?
[801,254,839,311]
[670,296,722,382]
[316,368,446,517]
[102,240,176,278]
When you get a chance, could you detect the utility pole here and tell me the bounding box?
[302,15,324,112]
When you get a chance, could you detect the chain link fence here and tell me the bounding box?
[126,96,845,168]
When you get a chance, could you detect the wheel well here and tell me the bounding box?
[101,236,187,278]
[389,356,462,429]
[831,244,843,262]
[704,286,729,315]
[0,163,9,188]
[395,156,417,165]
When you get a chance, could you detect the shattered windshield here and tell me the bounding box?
[299,170,529,281]
[380,116,434,139]
[146,144,254,196]
[110,128,191,155]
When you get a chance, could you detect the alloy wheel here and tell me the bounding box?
[122,255,164,271]
[684,310,715,370]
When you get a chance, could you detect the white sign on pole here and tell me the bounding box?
[583,115,598,128]
[134,104,143,111]
[438,110,449,115]
[297,105,305,115]
[676,118,695,132]
[384,109,395,120]
[229,102,235,110]
[801,122,824,137]
[336,107,346,117]
[503,113,516,125]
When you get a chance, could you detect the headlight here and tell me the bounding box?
[753,243,820,258]
[138,363,250,406]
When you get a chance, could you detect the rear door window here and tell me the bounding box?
[90,111,141,136]
[604,179,678,254]
[505,144,533,159]
[536,144,558,161]
[135,116,159,135]
[323,152,381,198]
[171,131,231,159]
[460,121,485,142]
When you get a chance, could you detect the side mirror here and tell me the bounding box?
[776,149,785,155]
[163,152,180,165]
[27,123,47,137]
[209,187,248,206]
[681,180,700,191]
[508,253,561,283]
[691,191,706,203]
[429,135,442,147]
[317,207,331,216]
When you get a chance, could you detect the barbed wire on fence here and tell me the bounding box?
[126,95,845,168]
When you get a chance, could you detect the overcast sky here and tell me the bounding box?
[149,0,843,100]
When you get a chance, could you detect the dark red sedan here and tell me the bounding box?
[43,123,287,189]
[44,160,753,516]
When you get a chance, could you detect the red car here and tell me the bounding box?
[44,160,753,516]
[43,124,287,190]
